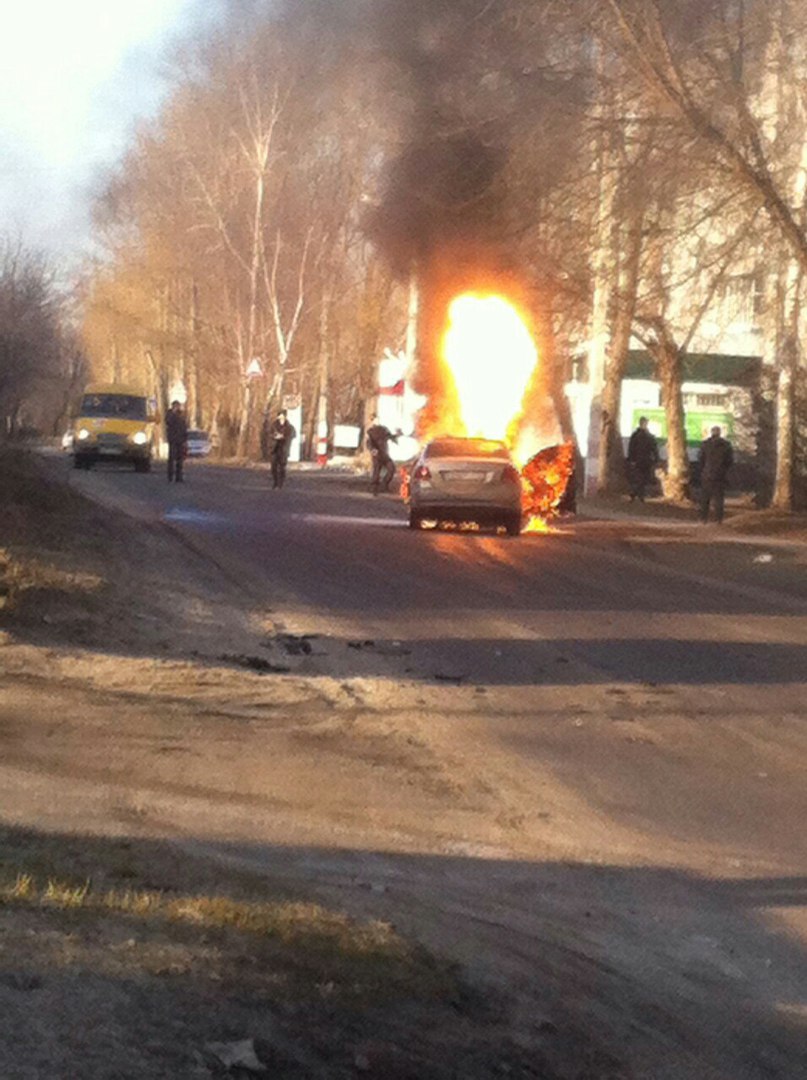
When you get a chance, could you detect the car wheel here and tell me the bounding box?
[134,458,151,473]
[408,510,423,530]
[504,514,522,537]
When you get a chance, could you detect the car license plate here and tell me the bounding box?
[446,470,485,481]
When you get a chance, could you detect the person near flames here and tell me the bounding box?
[626,416,659,502]
[270,408,296,489]
[366,415,399,495]
[165,400,188,483]
[698,425,734,524]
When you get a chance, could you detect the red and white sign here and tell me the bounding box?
[376,348,426,462]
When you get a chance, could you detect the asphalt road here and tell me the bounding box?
[62,457,807,870]
[68,457,807,687]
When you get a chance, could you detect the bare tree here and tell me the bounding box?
[81,3,404,459]
[605,0,807,506]
[0,240,67,438]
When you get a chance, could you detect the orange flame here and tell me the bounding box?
[441,293,538,457]
[521,442,576,520]
[522,516,552,534]
[408,288,575,528]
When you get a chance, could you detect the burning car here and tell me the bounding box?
[521,442,577,519]
[407,436,524,535]
[390,286,576,532]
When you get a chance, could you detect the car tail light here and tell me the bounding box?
[414,465,431,480]
[502,464,521,484]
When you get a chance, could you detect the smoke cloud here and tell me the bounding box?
[363,2,523,433]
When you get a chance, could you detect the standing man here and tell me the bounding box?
[698,425,733,524]
[270,409,296,489]
[626,416,659,502]
[366,415,399,495]
[165,400,188,483]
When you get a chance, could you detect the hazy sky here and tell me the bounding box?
[0,0,213,266]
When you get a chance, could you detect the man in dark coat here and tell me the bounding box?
[165,400,188,483]
[270,409,296,489]
[698,425,733,524]
[366,416,399,494]
[626,416,659,501]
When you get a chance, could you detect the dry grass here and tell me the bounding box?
[0,545,102,611]
[0,829,538,1080]
[0,829,457,1008]
[2,871,409,963]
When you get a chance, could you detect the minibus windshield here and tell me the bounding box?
[80,395,148,421]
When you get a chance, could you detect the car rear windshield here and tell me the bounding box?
[425,438,509,459]
[187,430,209,440]
[80,394,147,420]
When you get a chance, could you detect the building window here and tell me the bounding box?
[718,274,761,327]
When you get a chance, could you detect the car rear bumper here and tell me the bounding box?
[410,498,521,522]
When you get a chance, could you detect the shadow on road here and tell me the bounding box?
[0,821,805,1079]
[272,635,807,685]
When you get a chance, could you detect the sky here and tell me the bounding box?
[0,0,215,267]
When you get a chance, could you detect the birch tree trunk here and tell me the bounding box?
[314,291,331,462]
[236,159,268,459]
[772,335,797,509]
[599,205,644,495]
[650,328,689,502]
[234,313,252,458]
[771,122,807,507]
[584,51,619,496]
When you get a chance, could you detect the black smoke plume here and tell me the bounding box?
[366,0,514,272]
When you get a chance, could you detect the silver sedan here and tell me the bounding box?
[407,437,523,535]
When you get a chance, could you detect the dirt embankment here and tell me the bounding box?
[0,449,262,661]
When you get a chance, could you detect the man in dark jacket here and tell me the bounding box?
[626,416,659,501]
[366,416,399,494]
[698,426,734,524]
[165,400,188,483]
[270,409,296,489]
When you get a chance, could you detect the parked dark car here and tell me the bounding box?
[185,430,213,457]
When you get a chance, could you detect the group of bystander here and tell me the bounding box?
[163,402,296,489]
[627,416,734,524]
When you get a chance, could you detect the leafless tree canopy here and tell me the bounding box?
[0,242,84,440]
[52,0,806,501]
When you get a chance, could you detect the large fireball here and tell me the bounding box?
[410,285,575,528]
[442,293,537,451]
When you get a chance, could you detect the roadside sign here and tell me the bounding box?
[245,358,263,378]
[632,408,734,446]
[333,424,361,449]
